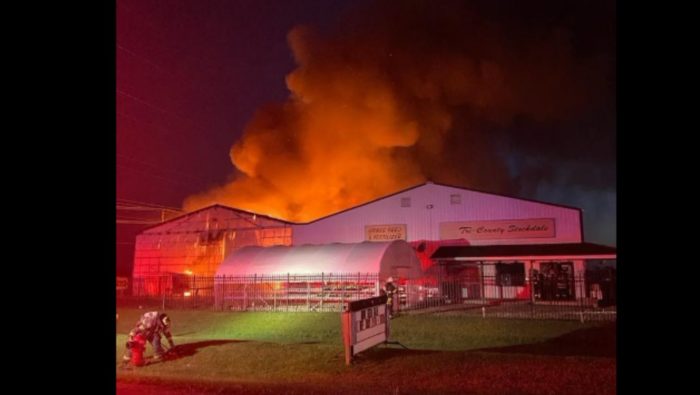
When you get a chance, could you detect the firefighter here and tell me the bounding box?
[384,277,398,319]
[123,311,175,363]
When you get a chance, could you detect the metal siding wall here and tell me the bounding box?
[293,184,581,245]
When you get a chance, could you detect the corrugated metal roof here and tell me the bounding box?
[139,204,293,233]
[142,181,582,232]
[297,181,582,225]
[217,240,422,277]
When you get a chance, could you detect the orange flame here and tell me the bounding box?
[184,2,611,221]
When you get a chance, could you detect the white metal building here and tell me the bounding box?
[292,181,583,246]
[131,181,615,303]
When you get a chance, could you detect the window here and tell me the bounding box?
[496,262,526,286]
[401,197,411,207]
[450,194,461,204]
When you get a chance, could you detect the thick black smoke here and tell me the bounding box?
[186,0,616,239]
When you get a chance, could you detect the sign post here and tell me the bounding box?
[341,295,389,365]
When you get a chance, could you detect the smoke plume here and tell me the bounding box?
[184,0,615,222]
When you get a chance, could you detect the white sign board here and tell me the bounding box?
[439,218,556,240]
[365,224,407,241]
[341,295,389,364]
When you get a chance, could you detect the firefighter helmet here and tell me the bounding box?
[159,313,171,327]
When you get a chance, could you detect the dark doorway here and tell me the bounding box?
[536,262,575,301]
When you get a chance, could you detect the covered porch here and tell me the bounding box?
[429,242,617,307]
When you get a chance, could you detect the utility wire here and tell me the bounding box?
[117,42,172,76]
[116,198,183,211]
[117,163,194,190]
[117,153,203,183]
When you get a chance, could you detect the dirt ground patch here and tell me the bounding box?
[118,350,615,395]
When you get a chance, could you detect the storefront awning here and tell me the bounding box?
[431,242,616,262]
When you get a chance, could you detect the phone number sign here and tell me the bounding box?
[365,224,407,241]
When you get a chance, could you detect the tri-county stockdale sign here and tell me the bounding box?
[439,218,555,240]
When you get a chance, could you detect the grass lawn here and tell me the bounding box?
[116,308,615,394]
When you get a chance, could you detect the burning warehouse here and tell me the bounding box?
[132,181,616,311]
[119,0,616,313]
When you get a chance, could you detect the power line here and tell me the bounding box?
[117,163,195,190]
[117,42,173,76]
[116,205,182,212]
[116,95,231,160]
[116,212,181,223]
[118,89,221,150]
[116,198,184,211]
[117,153,203,183]
[117,89,179,118]
[116,111,191,156]
[117,0,177,64]
[115,208,172,217]
[116,213,165,221]
[116,199,185,226]
[116,210,183,221]
[116,111,141,124]
[117,219,164,225]
[117,218,159,224]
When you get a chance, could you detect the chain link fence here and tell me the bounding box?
[119,268,615,321]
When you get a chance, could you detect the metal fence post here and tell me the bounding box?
[274,276,278,311]
[578,274,585,323]
[529,263,535,319]
[480,262,486,318]
[162,274,165,311]
[128,271,614,322]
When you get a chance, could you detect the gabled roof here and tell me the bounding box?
[297,181,582,225]
[431,242,616,261]
[140,204,294,232]
[142,181,582,231]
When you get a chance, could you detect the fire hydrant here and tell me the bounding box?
[129,334,147,367]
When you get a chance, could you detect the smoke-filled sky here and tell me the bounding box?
[117,0,616,273]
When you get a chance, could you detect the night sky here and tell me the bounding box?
[117,0,616,275]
